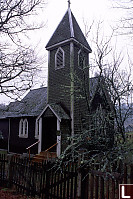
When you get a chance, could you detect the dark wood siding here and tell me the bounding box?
[60,119,71,152]
[73,45,89,133]
[48,44,71,112]
[9,117,38,154]
[48,42,90,134]
[0,119,9,150]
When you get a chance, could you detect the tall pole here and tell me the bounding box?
[70,42,74,138]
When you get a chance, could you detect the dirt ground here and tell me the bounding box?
[0,187,40,199]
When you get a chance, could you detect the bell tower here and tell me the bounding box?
[45,5,92,135]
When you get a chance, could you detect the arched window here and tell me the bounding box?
[19,118,28,138]
[35,119,39,139]
[55,47,65,69]
[19,119,23,136]
[24,119,28,137]
[78,49,85,69]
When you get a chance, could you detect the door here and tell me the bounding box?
[42,117,57,151]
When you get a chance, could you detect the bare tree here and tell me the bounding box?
[56,20,133,171]
[89,21,133,142]
[0,0,46,99]
[111,0,133,36]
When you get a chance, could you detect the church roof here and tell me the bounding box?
[0,77,113,119]
[2,87,70,120]
[46,8,92,52]
[0,105,8,119]
[37,103,70,122]
[6,87,47,118]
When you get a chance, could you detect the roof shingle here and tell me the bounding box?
[46,9,92,52]
[7,87,47,118]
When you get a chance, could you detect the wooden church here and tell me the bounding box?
[0,5,113,158]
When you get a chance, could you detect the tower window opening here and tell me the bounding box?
[78,49,85,69]
[55,47,65,69]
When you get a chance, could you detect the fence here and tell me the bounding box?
[0,154,8,187]
[0,154,133,199]
[80,163,133,199]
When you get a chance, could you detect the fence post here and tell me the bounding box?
[45,167,50,199]
[8,155,13,188]
[81,168,88,199]
[77,155,82,199]
[130,164,133,184]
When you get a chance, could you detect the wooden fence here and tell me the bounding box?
[0,154,8,187]
[80,163,133,199]
[0,154,133,199]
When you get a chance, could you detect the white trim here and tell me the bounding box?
[19,118,28,138]
[38,117,42,153]
[46,38,92,53]
[47,51,50,103]
[24,119,28,137]
[70,42,74,137]
[68,8,74,37]
[37,104,61,122]
[35,119,39,139]
[19,119,23,137]
[57,119,61,157]
[55,47,65,70]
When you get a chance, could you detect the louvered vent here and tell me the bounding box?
[55,47,65,69]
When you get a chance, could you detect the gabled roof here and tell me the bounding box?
[89,77,100,99]
[89,76,114,111]
[0,77,113,119]
[6,87,47,118]
[46,8,92,52]
[37,103,70,122]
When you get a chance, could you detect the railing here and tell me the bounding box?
[44,142,58,160]
[26,140,40,160]
[44,142,58,152]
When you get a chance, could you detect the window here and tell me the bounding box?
[24,119,28,136]
[78,49,85,69]
[19,119,23,136]
[19,118,28,138]
[55,47,65,69]
[35,119,39,139]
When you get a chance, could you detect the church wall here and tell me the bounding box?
[60,119,71,152]
[48,44,71,112]
[0,119,9,150]
[73,44,90,133]
[9,117,38,154]
[47,42,90,134]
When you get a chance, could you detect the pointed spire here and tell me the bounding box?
[45,7,92,52]
[68,0,71,8]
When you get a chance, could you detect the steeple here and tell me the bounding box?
[68,0,71,8]
[46,6,92,136]
[46,8,92,52]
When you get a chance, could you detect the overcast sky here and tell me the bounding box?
[0,0,131,104]
[32,0,128,82]
[36,0,122,51]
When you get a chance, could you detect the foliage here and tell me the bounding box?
[57,128,133,175]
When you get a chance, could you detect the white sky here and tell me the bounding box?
[0,0,131,104]
[36,0,119,49]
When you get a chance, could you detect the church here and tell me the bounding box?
[0,5,113,157]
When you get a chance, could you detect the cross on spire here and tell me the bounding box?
[68,0,71,8]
